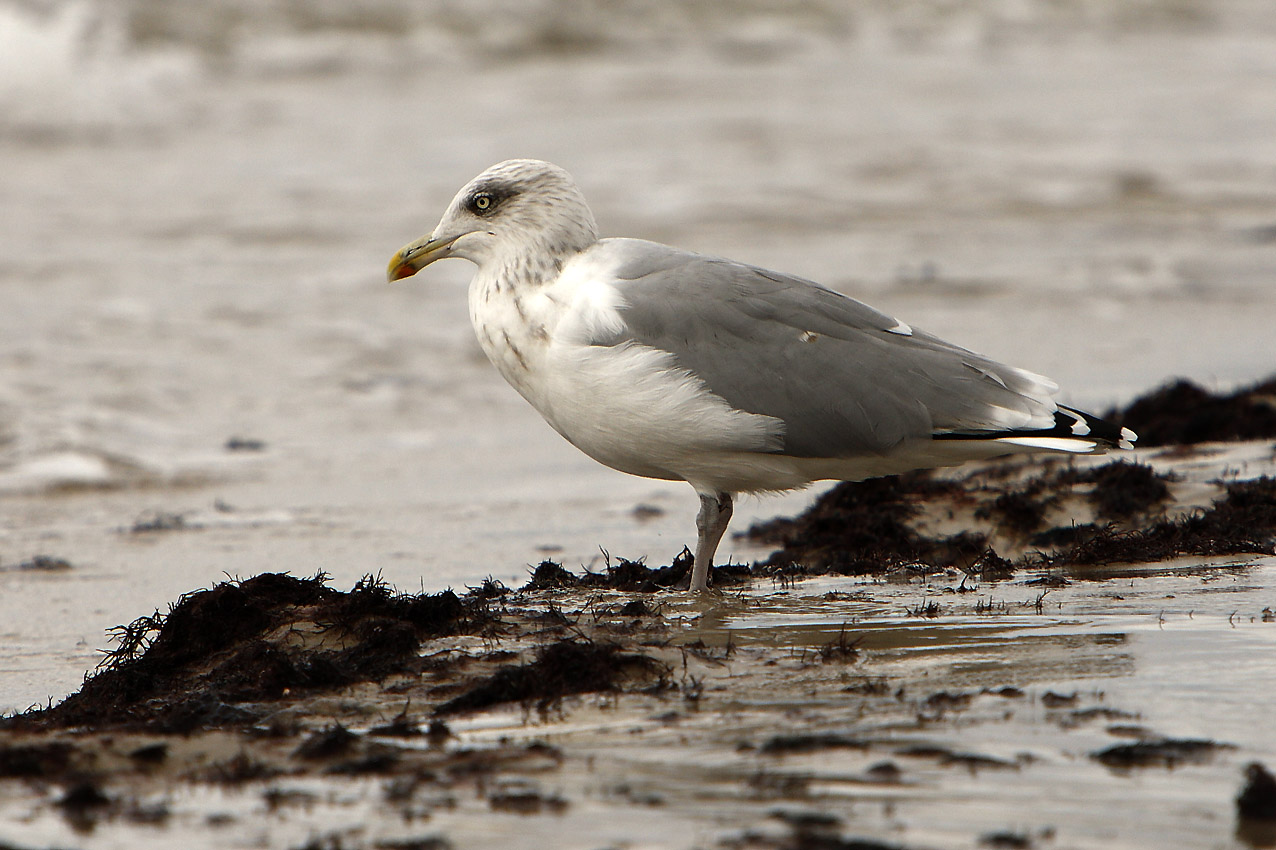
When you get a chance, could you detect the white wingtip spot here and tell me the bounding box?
[995,436,1098,454]
[1068,411,1091,436]
[885,319,912,336]
[1119,427,1138,450]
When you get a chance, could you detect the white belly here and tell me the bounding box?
[537,341,784,483]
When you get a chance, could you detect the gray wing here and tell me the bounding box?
[595,239,1058,459]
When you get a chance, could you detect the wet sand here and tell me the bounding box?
[2,436,1274,849]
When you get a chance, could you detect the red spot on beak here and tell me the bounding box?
[389,261,419,282]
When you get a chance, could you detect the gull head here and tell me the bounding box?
[388,159,599,282]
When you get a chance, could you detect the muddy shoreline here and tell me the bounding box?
[2,375,1275,848]
[3,551,1274,848]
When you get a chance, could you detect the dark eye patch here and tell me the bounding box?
[466,183,517,216]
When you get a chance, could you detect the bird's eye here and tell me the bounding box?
[473,193,493,213]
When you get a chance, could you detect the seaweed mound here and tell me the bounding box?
[1114,375,1276,446]
[436,639,668,716]
[746,472,988,574]
[1030,477,1276,567]
[5,573,491,733]
[746,465,1275,578]
[523,549,757,592]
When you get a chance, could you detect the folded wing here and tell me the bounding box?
[594,239,1111,460]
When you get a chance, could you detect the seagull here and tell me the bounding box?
[388,160,1135,592]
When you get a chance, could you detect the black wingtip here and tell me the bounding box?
[934,406,1136,449]
[1058,405,1138,449]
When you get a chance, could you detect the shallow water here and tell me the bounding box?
[1,558,1272,850]
[3,0,1276,724]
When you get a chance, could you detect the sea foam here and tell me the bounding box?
[0,1,197,140]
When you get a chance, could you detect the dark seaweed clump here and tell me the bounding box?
[757,733,871,756]
[975,488,1054,535]
[1030,476,1276,567]
[434,639,667,716]
[1093,738,1230,769]
[1059,460,1173,521]
[1113,374,1276,446]
[0,741,75,778]
[976,460,1173,537]
[524,549,757,593]
[1238,762,1276,821]
[4,573,492,734]
[527,464,1270,585]
[746,462,1271,576]
[745,472,983,574]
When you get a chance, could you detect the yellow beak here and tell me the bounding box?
[386,235,456,282]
